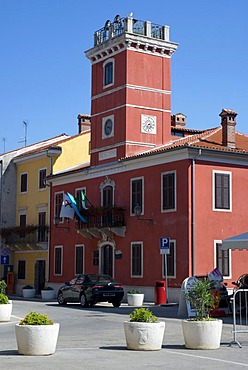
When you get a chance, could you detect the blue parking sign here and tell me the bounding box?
[160,237,170,254]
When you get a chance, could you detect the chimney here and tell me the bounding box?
[77,114,91,133]
[171,113,186,128]
[219,109,237,148]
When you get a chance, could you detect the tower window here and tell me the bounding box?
[103,58,115,87]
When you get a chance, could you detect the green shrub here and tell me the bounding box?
[0,293,9,304]
[130,308,157,323]
[127,290,141,294]
[0,280,7,295]
[185,278,214,321]
[19,311,54,325]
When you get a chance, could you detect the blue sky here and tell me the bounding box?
[1,1,247,153]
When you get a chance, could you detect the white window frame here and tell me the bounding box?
[54,191,64,224]
[20,172,28,194]
[75,244,85,275]
[54,245,63,276]
[214,240,232,279]
[162,239,176,278]
[131,241,143,278]
[103,57,115,88]
[161,170,177,213]
[212,170,232,212]
[38,167,47,191]
[19,208,27,226]
[130,176,144,216]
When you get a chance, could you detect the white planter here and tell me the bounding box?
[127,293,144,307]
[0,301,12,322]
[15,323,60,355]
[182,319,223,350]
[22,289,36,298]
[124,321,165,351]
[41,290,54,300]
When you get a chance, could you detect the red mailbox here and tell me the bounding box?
[154,280,166,305]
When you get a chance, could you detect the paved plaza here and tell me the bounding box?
[0,297,248,369]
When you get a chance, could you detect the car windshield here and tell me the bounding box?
[87,274,114,283]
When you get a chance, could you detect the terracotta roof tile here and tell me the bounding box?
[123,126,248,160]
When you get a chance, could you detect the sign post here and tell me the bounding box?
[160,237,170,303]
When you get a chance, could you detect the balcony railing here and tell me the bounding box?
[76,206,125,230]
[94,15,166,46]
[0,225,49,244]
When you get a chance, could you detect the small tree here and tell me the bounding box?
[185,279,214,320]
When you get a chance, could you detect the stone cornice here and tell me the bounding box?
[85,32,178,63]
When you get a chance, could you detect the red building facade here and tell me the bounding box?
[48,15,248,301]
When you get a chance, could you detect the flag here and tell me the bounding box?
[59,193,75,219]
[81,191,88,210]
[67,192,87,223]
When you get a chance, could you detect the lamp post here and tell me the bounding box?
[134,204,153,226]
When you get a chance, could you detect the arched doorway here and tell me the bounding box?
[101,244,114,277]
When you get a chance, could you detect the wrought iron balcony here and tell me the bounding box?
[0,225,49,248]
[76,206,126,239]
[94,15,167,47]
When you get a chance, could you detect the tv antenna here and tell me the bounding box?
[2,138,6,153]
[19,121,29,146]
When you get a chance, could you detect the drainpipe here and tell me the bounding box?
[191,149,201,276]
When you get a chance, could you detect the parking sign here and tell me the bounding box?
[160,237,170,254]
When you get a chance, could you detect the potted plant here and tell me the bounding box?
[22,285,36,298]
[182,278,223,350]
[0,280,12,322]
[123,307,165,351]
[15,311,60,355]
[41,286,55,300]
[127,290,144,307]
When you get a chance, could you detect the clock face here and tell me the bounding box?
[104,118,113,136]
[141,115,156,134]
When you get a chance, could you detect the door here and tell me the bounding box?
[102,185,113,226]
[34,260,46,293]
[101,244,113,277]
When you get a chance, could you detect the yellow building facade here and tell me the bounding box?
[11,131,90,295]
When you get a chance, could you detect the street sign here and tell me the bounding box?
[160,237,170,255]
[1,255,9,265]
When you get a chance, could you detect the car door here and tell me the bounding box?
[62,277,78,301]
[73,275,85,301]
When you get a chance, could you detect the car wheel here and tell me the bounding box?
[112,301,121,308]
[57,292,66,305]
[80,293,89,307]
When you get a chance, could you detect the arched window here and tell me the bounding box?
[103,58,114,87]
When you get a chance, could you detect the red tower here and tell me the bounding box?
[85,15,178,166]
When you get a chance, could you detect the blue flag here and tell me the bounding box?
[67,192,87,223]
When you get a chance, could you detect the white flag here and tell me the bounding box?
[59,193,75,219]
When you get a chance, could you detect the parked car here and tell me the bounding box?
[57,274,124,308]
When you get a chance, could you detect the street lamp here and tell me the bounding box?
[134,204,153,226]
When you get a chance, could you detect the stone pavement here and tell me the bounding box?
[0,297,248,369]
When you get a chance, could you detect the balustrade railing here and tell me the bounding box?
[77,207,125,229]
